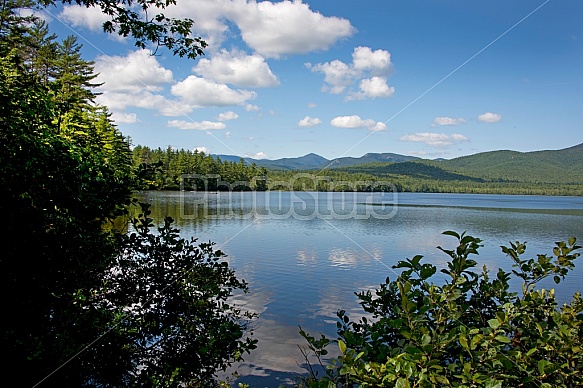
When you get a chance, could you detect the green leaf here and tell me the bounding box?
[422,334,431,346]
[471,334,484,349]
[459,335,469,350]
[395,377,410,388]
[495,335,510,344]
[338,339,347,355]
[433,374,450,385]
[485,380,503,388]
[538,359,551,375]
[442,230,460,239]
[488,319,501,329]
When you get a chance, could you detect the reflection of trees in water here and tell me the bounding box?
[134,191,265,228]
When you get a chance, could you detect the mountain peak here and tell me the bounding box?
[211,143,582,173]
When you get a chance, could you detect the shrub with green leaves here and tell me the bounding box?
[82,203,258,386]
[301,231,582,387]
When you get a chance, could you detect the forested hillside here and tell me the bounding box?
[333,143,583,183]
[434,143,583,183]
[335,161,484,182]
[133,143,583,195]
[323,144,583,195]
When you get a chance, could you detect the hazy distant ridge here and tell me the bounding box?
[215,143,583,183]
[213,152,419,170]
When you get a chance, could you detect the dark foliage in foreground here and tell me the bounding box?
[1,4,255,385]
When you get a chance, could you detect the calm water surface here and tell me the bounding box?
[135,191,583,386]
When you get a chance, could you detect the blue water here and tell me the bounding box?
[137,191,583,386]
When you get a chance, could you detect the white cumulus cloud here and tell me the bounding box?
[94,50,173,93]
[60,5,111,31]
[433,116,466,126]
[246,151,269,160]
[192,49,279,88]
[478,112,502,123]
[194,146,211,154]
[93,50,178,115]
[298,116,322,127]
[308,46,394,100]
[21,7,51,22]
[330,115,387,131]
[352,46,392,75]
[245,104,260,112]
[306,60,358,94]
[231,1,355,58]
[167,120,226,130]
[96,91,167,112]
[348,77,395,100]
[217,111,239,121]
[171,76,256,110]
[451,133,470,141]
[60,0,354,58]
[161,0,234,49]
[371,122,388,132]
[110,112,139,124]
[400,132,470,147]
[146,0,354,57]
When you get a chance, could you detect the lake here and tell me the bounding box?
[135,191,583,386]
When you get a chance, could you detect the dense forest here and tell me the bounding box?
[132,145,269,190]
[133,146,583,196]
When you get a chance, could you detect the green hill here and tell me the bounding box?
[335,143,583,184]
[325,143,583,195]
[325,153,419,168]
[436,143,583,183]
[336,161,483,182]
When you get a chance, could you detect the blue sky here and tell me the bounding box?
[42,0,582,160]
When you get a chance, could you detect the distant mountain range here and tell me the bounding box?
[213,152,420,170]
[214,143,583,184]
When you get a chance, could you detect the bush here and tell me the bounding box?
[301,231,582,387]
[73,204,258,387]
